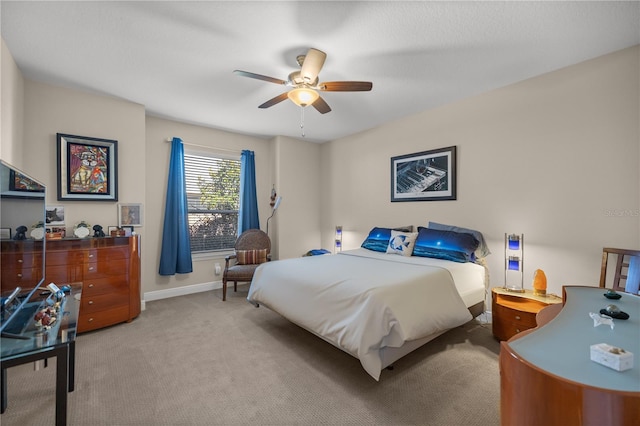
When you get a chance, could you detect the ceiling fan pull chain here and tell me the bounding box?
[300,107,306,137]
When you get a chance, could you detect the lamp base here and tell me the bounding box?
[533,289,546,296]
[504,286,525,293]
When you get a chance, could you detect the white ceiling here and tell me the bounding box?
[2,1,638,143]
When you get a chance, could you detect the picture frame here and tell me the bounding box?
[0,228,11,240]
[45,205,65,225]
[118,203,143,227]
[108,226,127,237]
[391,146,457,202]
[46,226,66,239]
[57,133,118,201]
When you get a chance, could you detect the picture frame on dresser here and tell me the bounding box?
[118,203,143,227]
[0,227,11,239]
[390,145,457,202]
[56,133,118,201]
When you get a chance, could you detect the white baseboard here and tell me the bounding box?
[141,280,222,310]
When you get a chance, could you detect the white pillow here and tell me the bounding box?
[386,230,418,257]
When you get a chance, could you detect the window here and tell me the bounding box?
[184,152,240,253]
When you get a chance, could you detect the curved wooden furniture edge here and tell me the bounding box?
[500,286,640,426]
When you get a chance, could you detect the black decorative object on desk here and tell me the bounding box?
[604,290,622,300]
[600,304,630,320]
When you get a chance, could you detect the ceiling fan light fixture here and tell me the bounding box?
[287,87,319,107]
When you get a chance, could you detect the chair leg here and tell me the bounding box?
[234,281,238,292]
[222,279,227,301]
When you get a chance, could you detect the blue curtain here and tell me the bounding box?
[238,150,260,234]
[159,137,193,275]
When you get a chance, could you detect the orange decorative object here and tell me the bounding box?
[533,269,547,296]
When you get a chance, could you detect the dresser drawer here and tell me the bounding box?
[82,276,129,296]
[0,267,42,291]
[2,252,43,268]
[84,259,128,280]
[84,246,129,263]
[47,250,83,266]
[77,305,131,333]
[493,302,537,328]
[80,291,129,314]
[46,264,82,285]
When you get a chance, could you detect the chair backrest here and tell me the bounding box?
[599,247,640,293]
[235,229,271,253]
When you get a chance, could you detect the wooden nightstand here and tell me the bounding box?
[491,287,562,341]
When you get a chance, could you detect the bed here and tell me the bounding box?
[246,224,489,381]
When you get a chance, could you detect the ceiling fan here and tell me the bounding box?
[233,48,372,114]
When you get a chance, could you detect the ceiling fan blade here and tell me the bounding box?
[258,92,289,109]
[312,96,331,114]
[233,70,287,85]
[300,48,326,84]
[319,81,373,92]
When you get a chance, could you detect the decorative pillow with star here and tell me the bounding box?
[385,230,418,257]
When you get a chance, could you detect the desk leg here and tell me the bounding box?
[1,367,6,414]
[55,345,68,426]
[68,340,75,393]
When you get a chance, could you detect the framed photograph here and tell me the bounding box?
[57,133,118,201]
[0,228,11,239]
[45,205,65,225]
[46,226,66,239]
[118,203,143,227]
[391,146,457,202]
[108,226,126,237]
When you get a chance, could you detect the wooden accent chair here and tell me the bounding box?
[222,229,271,301]
[599,247,640,293]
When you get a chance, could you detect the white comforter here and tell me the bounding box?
[247,248,483,380]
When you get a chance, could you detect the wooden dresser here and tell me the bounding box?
[491,287,562,341]
[45,236,141,333]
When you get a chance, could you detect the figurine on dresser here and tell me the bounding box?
[92,224,105,237]
[13,225,27,240]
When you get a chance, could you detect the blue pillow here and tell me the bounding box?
[413,227,480,263]
[427,221,491,259]
[361,227,393,252]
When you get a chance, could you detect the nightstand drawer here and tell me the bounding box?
[493,303,537,328]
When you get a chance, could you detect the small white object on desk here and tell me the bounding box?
[589,312,614,329]
[590,343,634,372]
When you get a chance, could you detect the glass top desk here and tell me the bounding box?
[1,282,81,426]
[500,286,640,426]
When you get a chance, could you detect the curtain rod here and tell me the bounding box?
[165,137,241,154]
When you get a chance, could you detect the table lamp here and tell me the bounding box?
[505,233,524,292]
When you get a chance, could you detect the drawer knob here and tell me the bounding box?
[89,254,94,258]
[89,267,95,271]
[515,315,521,320]
[516,328,520,333]
[88,300,94,305]
[88,283,94,288]
[88,318,94,322]
[17,259,23,263]
[17,273,22,278]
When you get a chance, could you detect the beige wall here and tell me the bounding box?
[320,45,640,297]
[1,38,24,164]
[270,135,322,259]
